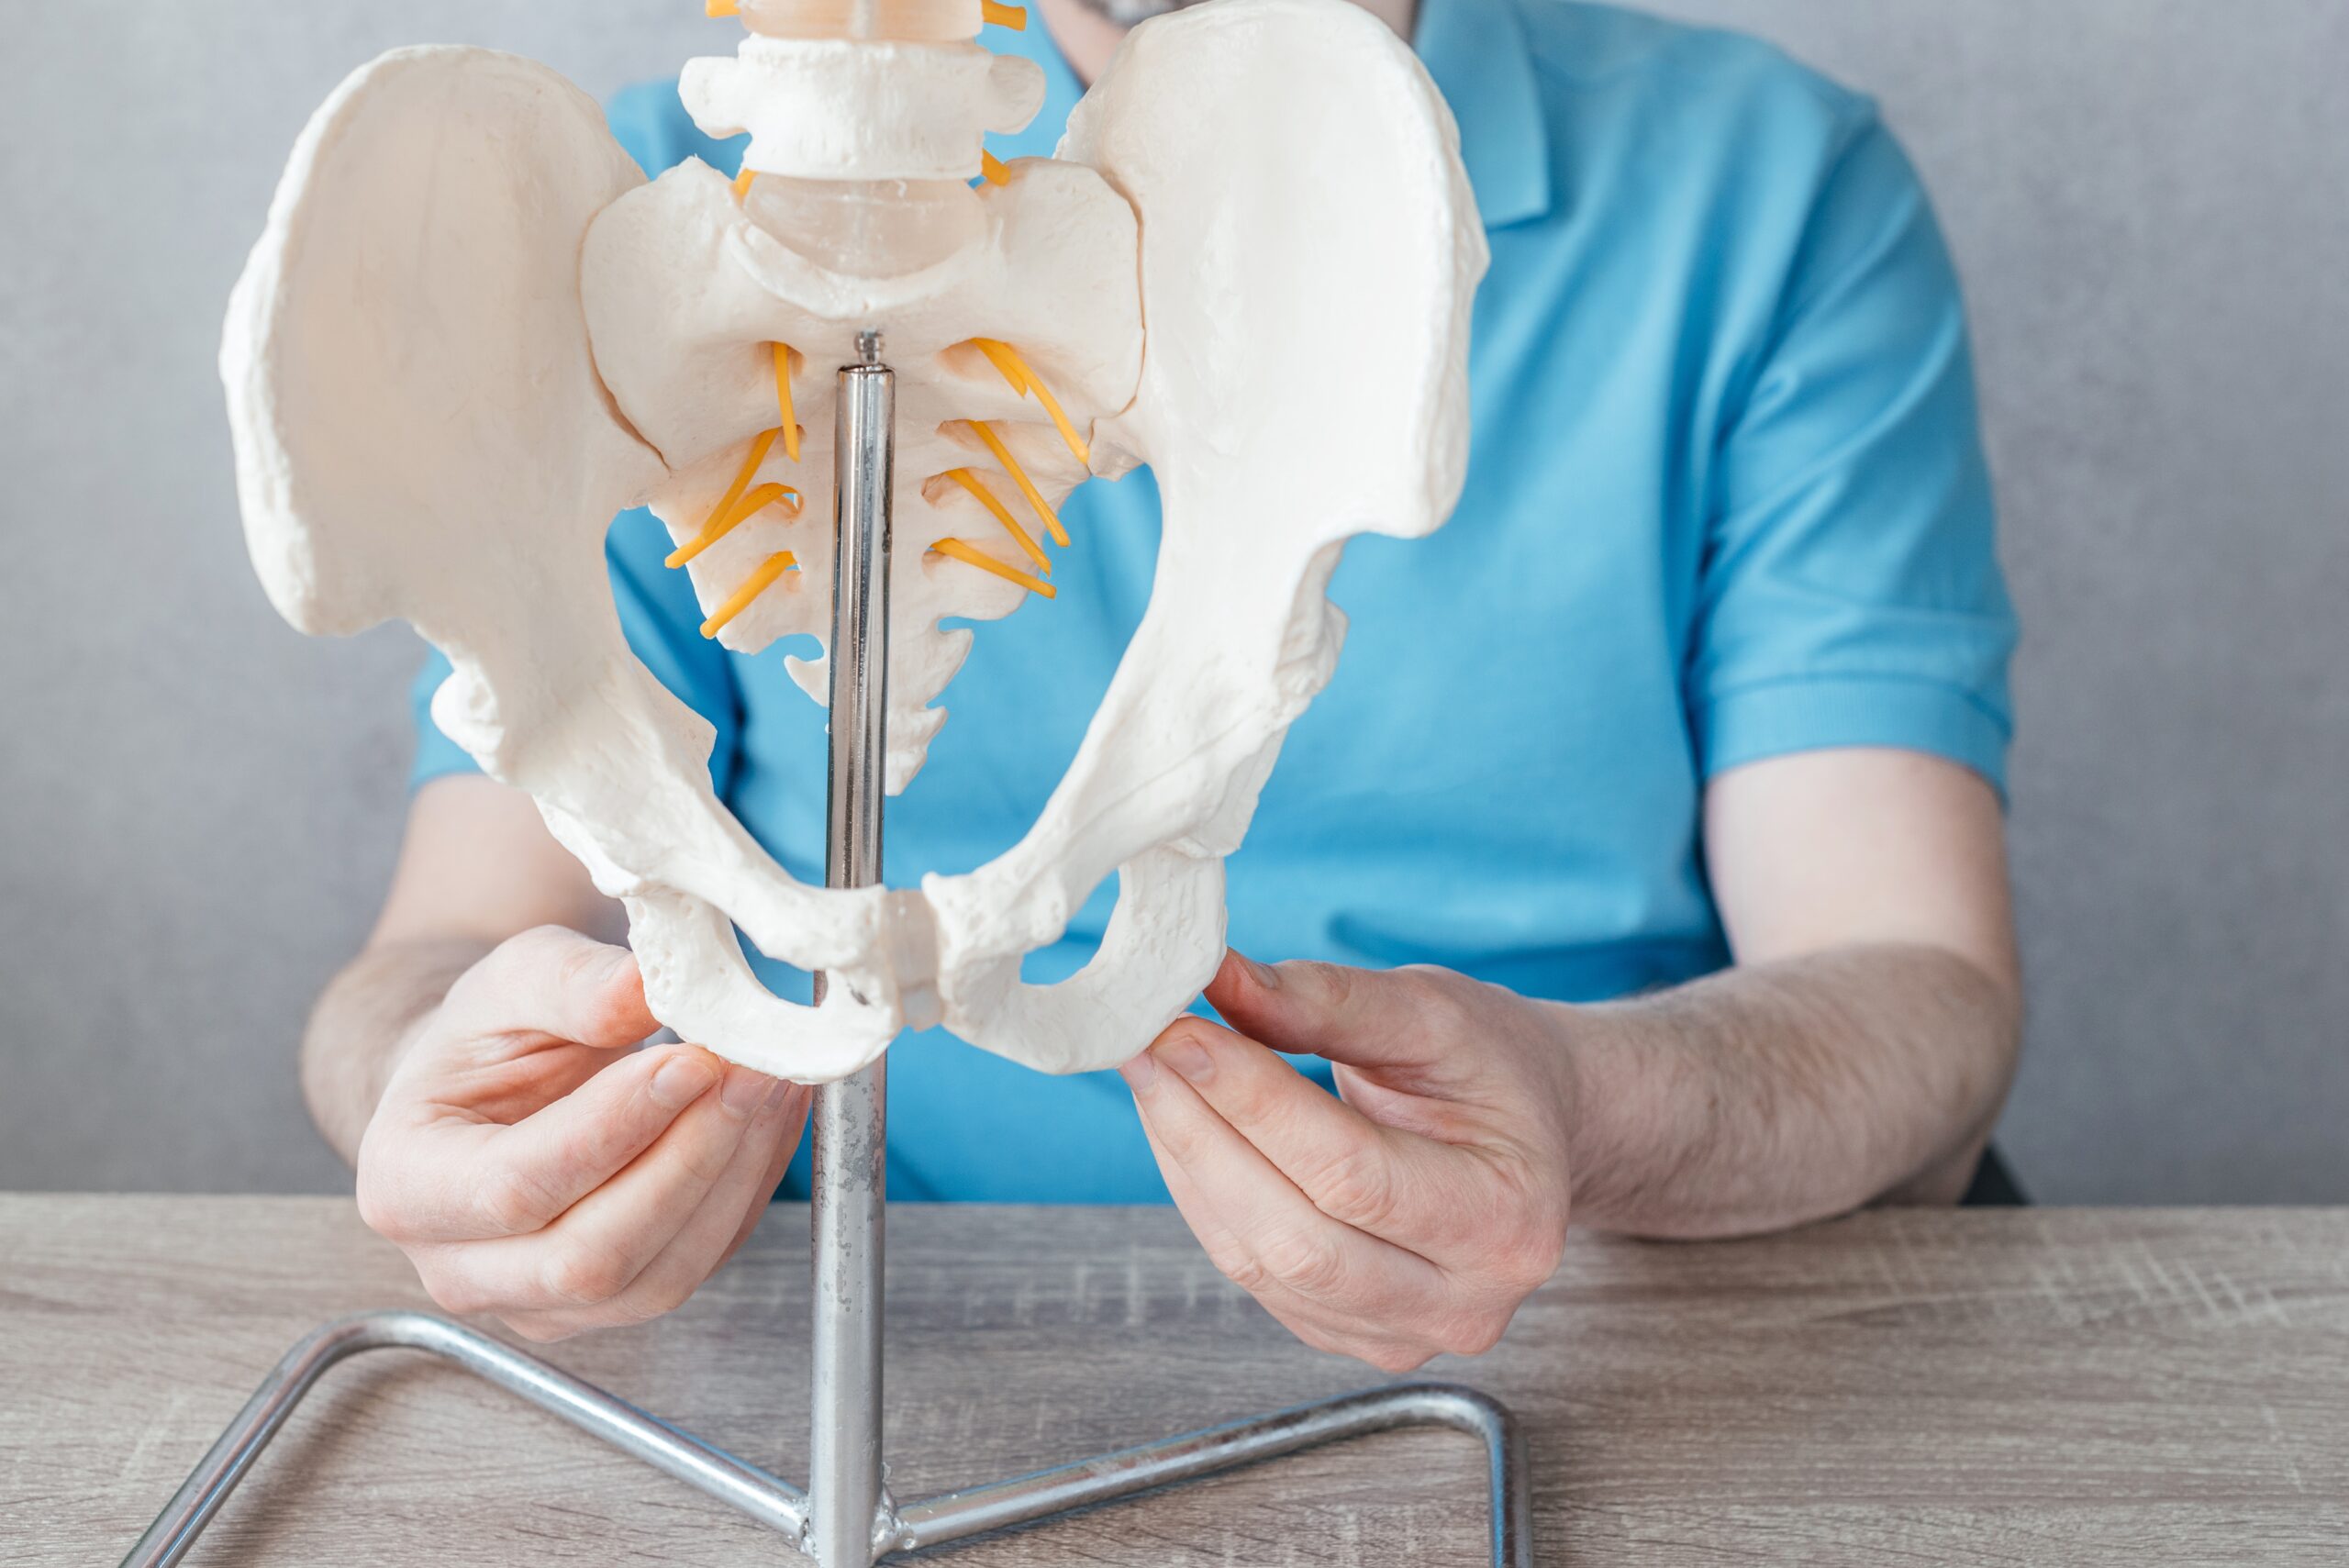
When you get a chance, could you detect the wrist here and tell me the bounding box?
[303,937,485,1167]
[1535,995,1675,1233]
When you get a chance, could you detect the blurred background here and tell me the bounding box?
[1,0,2343,1201]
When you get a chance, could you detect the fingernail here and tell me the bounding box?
[1119,1051,1160,1092]
[1157,1035,1214,1084]
[650,1052,718,1110]
[1236,952,1279,991]
[720,1066,771,1118]
[761,1080,795,1116]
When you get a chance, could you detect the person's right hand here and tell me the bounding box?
[354,926,808,1340]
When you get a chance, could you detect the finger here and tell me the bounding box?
[1204,951,1460,1077]
[1119,1049,1442,1319]
[370,1044,724,1242]
[420,1062,763,1309]
[593,1078,806,1323]
[506,1077,807,1339]
[1144,1018,1492,1263]
[1141,1117,1439,1373]
[434,927,659,1055]
[717,1095,806,1268]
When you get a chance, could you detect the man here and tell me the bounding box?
[306,0,2021,1371]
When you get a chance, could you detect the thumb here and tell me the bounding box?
[1203,951,1445,1073]
[433,926,661,1057]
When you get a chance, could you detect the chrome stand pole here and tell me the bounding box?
[117,336,1534,1568]
[807,329,896,1567]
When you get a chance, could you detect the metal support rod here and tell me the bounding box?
[118,1312,809,1568]
[807,329,896,1568]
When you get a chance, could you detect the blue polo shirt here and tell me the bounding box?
[413,0,2017,1202]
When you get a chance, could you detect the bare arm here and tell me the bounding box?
[302,775,621,1162]
[1120,747,2021,1371]
[1567,747,2021,1234]
[305,774,808,1340]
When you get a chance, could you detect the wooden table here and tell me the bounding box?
[4,1197,2344,1564]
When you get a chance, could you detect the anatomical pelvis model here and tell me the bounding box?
[224,0,1486,1084]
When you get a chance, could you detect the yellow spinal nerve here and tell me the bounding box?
[702,553,800,638]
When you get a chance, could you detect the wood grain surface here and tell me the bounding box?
[3,1197,2344,1564]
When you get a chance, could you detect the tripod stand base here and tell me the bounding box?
[122,1311,1532,1567]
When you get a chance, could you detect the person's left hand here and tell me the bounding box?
[1120,952,1575,1372]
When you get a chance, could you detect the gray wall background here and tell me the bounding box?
[1,2,2343,1201]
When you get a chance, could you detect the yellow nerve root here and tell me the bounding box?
[944,468,1050,573]
[773,343,801,462]
[932,538,1056,599]
[687,428,781,560]
[707,0,740,17]
[982,2,1029,29]
[966,420,1068,547]
[703,553,799,639]
[734,167,757,201]
[667,482,799,569]
[971,339,1089,467]
[980,150,1011,187]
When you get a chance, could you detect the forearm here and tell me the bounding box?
[300,937,489,1165]
[1560,942,2021,1239]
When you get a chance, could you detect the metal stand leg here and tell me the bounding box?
[119,1312,811,1568]
[118,332,1535,1567]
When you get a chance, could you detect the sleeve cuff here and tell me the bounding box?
[1698,673,2012,800]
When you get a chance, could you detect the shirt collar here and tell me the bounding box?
[1413,0,1554,230]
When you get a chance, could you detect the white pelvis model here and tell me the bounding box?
[223,0,1486,1084]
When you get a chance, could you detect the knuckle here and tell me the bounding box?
[1155,1111,1218,1171]
[512,924,582,966]
[637,1273,706,1323]
[1490,1171,1570,1287]
[554,940,633,1027]
[353,1171,413,1243]
[678,1134,740,1192]
[596,1294,665,1330]
[474,1164,557,1238]
[1219,1248,1275,1296]
[1396,965,1474,1026]
[1192,1230,1264,1295]
[1296,962,1356,1013]
[1306,1141,1400,1233]
[1437,1307,1512,1359]
[1219,1071,1283,1133]
[504,1315,577,1345]
[462,926,566,997]
[419,1265,492,1319]
[1256,1224,1350,1298]
[1507,1224,1567,1290]
[1376,1344,1438,1375]
[1161,1017,1221,1055]
[540,1240,636,1307]
[1333,1334,1432,1375]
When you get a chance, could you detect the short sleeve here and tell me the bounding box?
[1690,112,2018,795]
[408,509,745,796]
